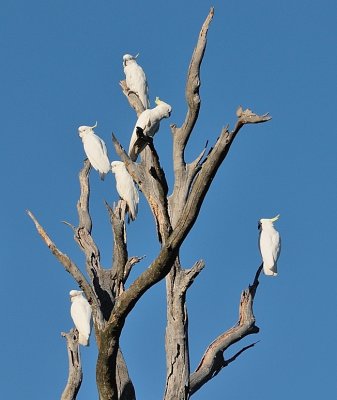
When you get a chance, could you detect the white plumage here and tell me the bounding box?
[123,53,150,110]
[70,290,92,346]
[128,97,172,161]
[258,214,281,276]
[111,161,139,221]
[78,123,110,180]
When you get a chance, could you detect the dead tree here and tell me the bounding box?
[28,7,271,400]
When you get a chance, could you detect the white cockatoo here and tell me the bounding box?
[110,161,139,221]
[128,97,172,161]
[70,290,92,346]
[258,214,281,276]
[123,53,150,110]
[78,123,110,180]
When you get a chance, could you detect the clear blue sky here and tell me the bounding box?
[1,1,336,399]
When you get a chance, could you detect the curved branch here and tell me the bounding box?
[189,265,263,396]
[61,328,82,400]
[173,7,214,154]
[169,8,214,226]
[170,109,271,248]
[27,210,104,327]
[119,79,145,117]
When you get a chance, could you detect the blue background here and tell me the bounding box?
[1,1,336,399]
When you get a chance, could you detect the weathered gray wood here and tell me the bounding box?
[29,6,273,400]
[163,11,213,398]
[77,159,92,233]
[61,328,82,400]
[105,200,127,298]
[111,134,171,244]
[27,210,98,316]
[189,266,262,395]
[28,158,136,400]
[119,80,145,117]
[164,259,204,400]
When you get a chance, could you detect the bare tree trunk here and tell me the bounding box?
[164,259,204,400]
[164,260,190,400]
[96,332,120,400]
[61,329,82,400]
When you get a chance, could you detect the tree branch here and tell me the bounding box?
[73,163,116,323]
[124,255,145,283]
[77,159,92,233]
[116,349,136,400]
[189,265,263,396]
[224,341,259,367]
[61,328,83,400]
[172,7,215,153]
[27,210,96,307]
[119,79,145,117]
[105,200,128,297]
[170,108,271,247]
[169,8,214,229]
[111,132,172,243]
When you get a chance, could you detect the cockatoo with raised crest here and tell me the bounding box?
[123,53,150,110]
[110,161,139,221]
[258,214,281,276]
[69,290,92,346]
[128,97,172,161]
[78,123,110,180]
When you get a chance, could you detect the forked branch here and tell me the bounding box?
[189,265,263,395]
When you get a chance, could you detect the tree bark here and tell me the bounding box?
[61,328,82,400]
[164,259,204,400]
[189,266,262,395]
[28,6,273,400]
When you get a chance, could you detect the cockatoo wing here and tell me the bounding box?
[259,229,280,276]
[128,99,171,161]
[70,297,92,346]
[128,111,152,161]
[271,230,281,271]
[124,63,149,109]
[82,134,110,179]
[112,163,139,221]
[121,170,139,221]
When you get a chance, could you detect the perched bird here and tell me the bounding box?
[78,123,110,180]
[69,290,92,346]
[123,53,150,110]
[111,161,139,221]
[128,97,172,161]
[258,214,281,276]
